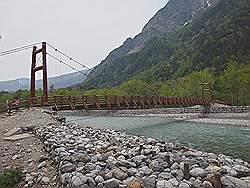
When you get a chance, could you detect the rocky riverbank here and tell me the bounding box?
[0,108,58,187]
[36,122,250,188]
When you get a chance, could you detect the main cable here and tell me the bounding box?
[0,46,32,56]
[47,43,91,70]
[47,53,88,76]
[0,42,41,56]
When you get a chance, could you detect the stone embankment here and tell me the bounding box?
[36,122,250,188]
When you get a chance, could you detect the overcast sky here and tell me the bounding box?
[0,0,169,81]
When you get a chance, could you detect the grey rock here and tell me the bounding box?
[27,181,34,187]
[176,169,184,180]
[233,165,249,177]
[156,180,174,188]
[87,177,96,187]
[189,168,206,178]
[40,177,50,185]
[113,168,128,180]
[92,155,98,162]
[158,172,172,180]
[25,174,33,183]
[140,166,153,175]
[107,156,116,163]
[71,174,88,187]
[201,181,213,188]
[117,155,126,161]
[116,160,136,168]
[178,182,190,188]
[104,178,120,188]
[221,166,237,177]
[4,127,23,137]
[119,184,127,188]
[97,183,104,188]
[60,163,76,173]
[83,163,96,172]
[221,175,248,188]
[61,173,72,185]
[38,161,47,169]
[105,171,113,180]
[143,175,156,187]
[171,162,179,170]
[128,168,138,176]
[132,155,147,164]
[168,178,179,187]
[241,177,250,187]
[75,153,91,163]
[149,160,161,171]
[38,155,49,163]
[95,175,105,184]
[12,154,21,160]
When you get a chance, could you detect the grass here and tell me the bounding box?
[0,169,24,188]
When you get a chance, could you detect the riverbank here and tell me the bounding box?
[0,108,58,187]
[36,121,250,187]
[1,108,250,188]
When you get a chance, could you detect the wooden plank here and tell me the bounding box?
[114,95,121,108]
[123,96,129,108]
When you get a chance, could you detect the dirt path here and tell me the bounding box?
[0,108,58,187]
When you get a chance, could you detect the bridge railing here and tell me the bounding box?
[0,95,213,113]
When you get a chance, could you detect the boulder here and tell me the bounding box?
[156,180,175,188]
[95,175,105,184]
[38,161,47,169]
[201,181,213,188]
[113,168,128,181]
[158,172,172,180]
[60,163,76,173]
[104,178,120,188]
[221,175,248,188]
[233,165,249,177]
[189,168,206,178]
[178,182,190,188]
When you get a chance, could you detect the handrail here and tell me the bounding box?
[0,95,214,113]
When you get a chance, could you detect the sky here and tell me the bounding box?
[0,0,169,81]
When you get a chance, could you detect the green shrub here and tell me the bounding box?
[0,169,24,188]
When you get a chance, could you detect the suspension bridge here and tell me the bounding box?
[0,42,215,114]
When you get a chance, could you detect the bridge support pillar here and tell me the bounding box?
[30,42,48,104]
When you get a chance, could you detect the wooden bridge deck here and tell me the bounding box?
[0,95,212,114]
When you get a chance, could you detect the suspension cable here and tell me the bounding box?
[47,43,90,70]
[0,42,41,56]
[46,53,88,76]
[0,47,32,56]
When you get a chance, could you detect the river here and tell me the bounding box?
[66,116,250,161]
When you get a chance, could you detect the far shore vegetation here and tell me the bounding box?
[0,61,249,106]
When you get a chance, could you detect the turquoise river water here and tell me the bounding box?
[66,116,250,161]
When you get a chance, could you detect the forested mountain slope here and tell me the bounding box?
[84,0,218,88]
[83,0,249,89]
[138,0,250,81]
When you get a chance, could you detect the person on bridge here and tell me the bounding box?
[13,97,20,112]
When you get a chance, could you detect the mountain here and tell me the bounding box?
[83,0,219,88]
[135,0,249,81]
[0,70,89,91]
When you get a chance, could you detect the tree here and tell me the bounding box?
[49,84,55,92]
